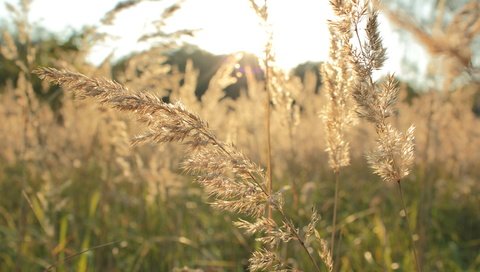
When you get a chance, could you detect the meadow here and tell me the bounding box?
[0,0,479,271]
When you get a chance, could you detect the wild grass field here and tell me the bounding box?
[1,0,479,271]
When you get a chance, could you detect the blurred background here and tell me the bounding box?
[0,0,479,271]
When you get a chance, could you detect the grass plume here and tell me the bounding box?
[333,0,419,270]
[35,67,330,271]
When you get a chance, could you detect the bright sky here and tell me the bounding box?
[0,0,426,75]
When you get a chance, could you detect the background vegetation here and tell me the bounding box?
[0,0,479,271]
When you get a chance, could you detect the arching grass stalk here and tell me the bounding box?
[35,67,330,271]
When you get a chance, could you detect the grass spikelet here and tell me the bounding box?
[323,0,358,263]
[35,67,325,271]
[35,67,269,214]
[249,249,287,272]
[335,0,420,270]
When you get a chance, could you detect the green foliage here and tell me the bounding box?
[1,158,478,271]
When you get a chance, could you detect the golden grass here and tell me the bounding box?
[0,0,479,271]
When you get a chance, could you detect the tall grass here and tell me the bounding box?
[0,0,479,271]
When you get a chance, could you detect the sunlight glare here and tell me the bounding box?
[1,0,407,73]
[168,0,332,70]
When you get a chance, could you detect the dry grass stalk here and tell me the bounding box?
[35,67,268,212]
[249,0,303,227]
[35,67,330,271]
[2,2,42,269]
[100,0,191,54]
[377,3,480,264]
[249,0,274,226]
[322,1,358,262]
[101,0,143,25]
[377,0,480,89]
[345,5,415,185]
[335,0,419,271]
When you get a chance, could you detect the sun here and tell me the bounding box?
[185,0,266,58]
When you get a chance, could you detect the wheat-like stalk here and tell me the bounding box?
[349,10,415,186]
[333,0,419,271]
[34,67,330,271]
[322,1,358,263]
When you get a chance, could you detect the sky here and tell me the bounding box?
[0,0,428,76]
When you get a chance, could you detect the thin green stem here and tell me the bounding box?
[397,181,421,272]
[330,171,340,268]
[335,228,344,272]
[43,241,120,272]
[277,208,322,272]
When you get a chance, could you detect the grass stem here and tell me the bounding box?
[331,171,340,268]
[263,0,273,222]
[43,241,120,272]
[397,180,421,272]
